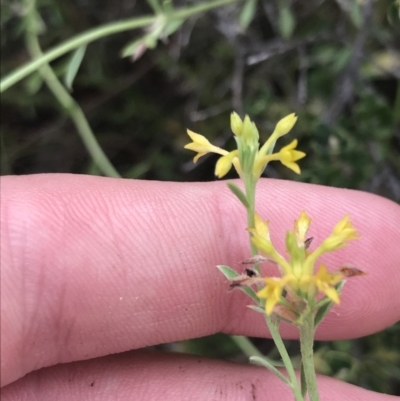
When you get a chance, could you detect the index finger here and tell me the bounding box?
[1,174,399,386]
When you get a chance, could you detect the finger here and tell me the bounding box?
[1,350,396,401]
[1,174,399,386]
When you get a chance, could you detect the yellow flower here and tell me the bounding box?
[184,130,241,178]
[257,264,343,315]
[277,140,306,174]
[254,140,306,176]
[253,213,270,239]
[249,214,292,274]
[258,113,298,156]
[250,232,275,257]
[215,150,239,178]
[257,277,289,315]
[185,113,304,178]
[248,214,273,255]
[184,130,228,163]
[312,265,343,303]
[332,215,359,239]
[294,210,312,247]
[320,215,359,252]
[250,211,361,315]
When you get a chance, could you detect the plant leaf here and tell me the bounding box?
[217,265,259,303]
[227,182,250,208]
[164,19,184,36]
[121,38,146,59]
[64,45,86,91]
[239,0,258,30]
[314,281,346,327]
[278,5,295,39]
[247,304,265,314]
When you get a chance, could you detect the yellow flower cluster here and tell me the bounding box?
[251,211,359,315]
[185,113,305,178]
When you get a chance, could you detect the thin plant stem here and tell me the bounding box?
[231,335,264,359]
[1,0,236,92]
[250,356,291,385]
[244,171,302,399]
[23,0,120,178]
[230,178,265,360]
[265,316,303,401]
[244,176,258,258]
[299,313,319,401]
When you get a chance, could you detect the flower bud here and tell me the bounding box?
[215,154,233,178]
[242,115,259,146]
[274,113,298,137]
[230,112,243,136]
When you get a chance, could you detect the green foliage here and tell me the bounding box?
[227,182,250,208]
[314,322,400,393]
[64,45,87,90]
[239,0,258,30]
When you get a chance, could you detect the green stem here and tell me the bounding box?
[244,172,302,399]
[266,316,303,400]
[229,176,265,361]
[244,175,258,257]
[299,313,319,401]
[23,0,120,178]
[231,335,264,358]
[1,0,236,92]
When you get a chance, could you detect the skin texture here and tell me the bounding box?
[1,174,400,400]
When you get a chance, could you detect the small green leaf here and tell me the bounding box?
[247,304,265,314]
[64,45,86,91]
[121,38,145,58]
[239,0,258,30]
[250,356,291,385]
[217,265,259,303]
[164,19,184,36]
[278,5,295,39]
[121,34,159,59]
[217,264,240,280]
[144,34,159,49]
[227,182,250,208]
[314,281,346,327]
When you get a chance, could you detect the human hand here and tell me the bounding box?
[1,174,399,400]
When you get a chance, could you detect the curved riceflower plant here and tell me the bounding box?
[184,113,364,401]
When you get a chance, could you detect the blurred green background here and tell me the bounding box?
[1,0,399,395]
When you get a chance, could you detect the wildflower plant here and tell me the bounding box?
[185,113,365,401]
